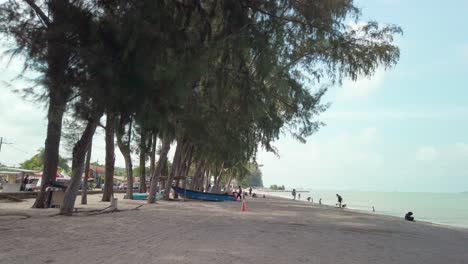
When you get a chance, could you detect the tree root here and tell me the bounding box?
[0,194,24,202]
[80,204,144,216]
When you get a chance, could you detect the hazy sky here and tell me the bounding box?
[1,0,468,192]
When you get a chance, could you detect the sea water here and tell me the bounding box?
[267,190,468,229]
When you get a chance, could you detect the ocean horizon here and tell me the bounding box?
[263,189,468,229]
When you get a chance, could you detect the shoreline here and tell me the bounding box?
[258,190,468,231]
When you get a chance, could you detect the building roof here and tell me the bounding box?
[90,165,106,174]
[3,167,40,173]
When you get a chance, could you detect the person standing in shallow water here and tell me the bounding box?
[292,189,296,200]
[298,193,301,200]
[336,194,343,208]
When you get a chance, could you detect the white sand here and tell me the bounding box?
[1,193,467,264]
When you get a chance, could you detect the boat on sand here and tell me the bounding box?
[172,186,235,202]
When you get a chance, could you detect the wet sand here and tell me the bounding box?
[1,193,467,264]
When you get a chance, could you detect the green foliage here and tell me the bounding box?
[20,149,70,172]
[1,0,402,199]
[237,165,264,187]
[270,185,285,191]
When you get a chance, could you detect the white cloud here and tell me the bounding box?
[257,127,384,190]
[416,146,438,161]
[258,124,468,192]
[455,143,468,154]
[336,70,385,101]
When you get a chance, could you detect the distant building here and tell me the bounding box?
[0,168,39,192]
[89,165,105,187]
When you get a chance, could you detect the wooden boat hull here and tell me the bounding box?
[172,186,235,202]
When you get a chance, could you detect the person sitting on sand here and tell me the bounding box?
[405,212,415,222]
[336,194,343,208]
[292,189,297,200]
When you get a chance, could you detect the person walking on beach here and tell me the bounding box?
[336,194,343,208]
[298,193,301,200]
[249,187,252,197]
[372,206,375,213]
[237,186,243,201]
[319,198,322,205]
[292,189,297,200]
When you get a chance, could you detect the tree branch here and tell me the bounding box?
[22,0,50,27]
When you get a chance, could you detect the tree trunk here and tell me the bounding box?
[123,153,133,199]
[164,139,183,200]
[197,164,207,191]
[81,139,92,205]
[116,116,133,199]
[226,175,233,190]
[205,166,211,192]
[174,142,190,198]
[148,135,171,203]
[32,96,66,208]
[102,112,115,202]
[191,160,203,190]
[60,117,100,215]
[31,0,71,209]
[182,146,193,188]
[139,129,147,193]
[148,132,157,188]
[214,163,224,193]
[161,159,169,191]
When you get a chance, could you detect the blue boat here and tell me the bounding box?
[124,193,148,200]
[172,186,235,202]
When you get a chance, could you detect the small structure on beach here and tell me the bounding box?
[0,168,39,192]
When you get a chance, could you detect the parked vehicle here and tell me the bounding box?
[118,182,141,191]
[79,182,95,190]
[101,183,120,191]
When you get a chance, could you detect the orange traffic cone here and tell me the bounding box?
[241,199,247,212]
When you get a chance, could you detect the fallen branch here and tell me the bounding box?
[0,195,24,202]
[82,204,144,216]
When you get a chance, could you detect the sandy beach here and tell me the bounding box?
[1,193,468,264]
